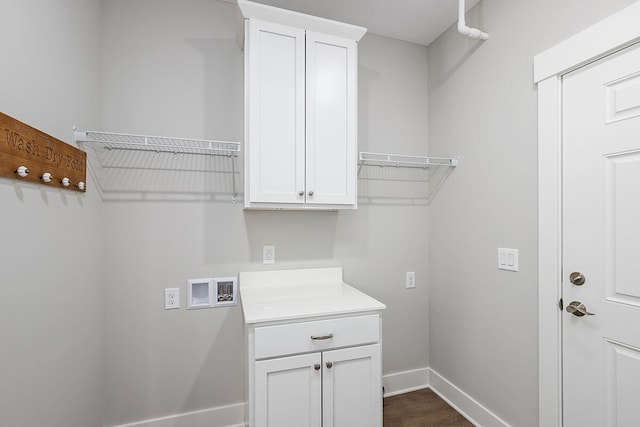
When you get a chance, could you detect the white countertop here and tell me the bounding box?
[239,267,386,324]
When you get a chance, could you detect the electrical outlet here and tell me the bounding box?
[406,272,416,289]
[165,288,180,309]
[263,245,275,264]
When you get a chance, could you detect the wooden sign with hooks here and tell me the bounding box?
[0,112,87,192]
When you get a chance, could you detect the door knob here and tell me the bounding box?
[314,363,321,371]
[566,301,595,317]
[569,272,586,286]
[326,361,333,369]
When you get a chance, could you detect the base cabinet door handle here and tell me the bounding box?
[310,333,334,341]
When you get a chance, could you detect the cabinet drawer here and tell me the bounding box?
[254,314,380,359]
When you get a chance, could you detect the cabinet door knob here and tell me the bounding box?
[314,363,321,371]
[326,361,333,369]
[308,191,314,196]
[298,190,304,196]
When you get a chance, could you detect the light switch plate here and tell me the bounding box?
[498,248,519,272]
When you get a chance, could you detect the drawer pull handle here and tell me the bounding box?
[310,333,334,341]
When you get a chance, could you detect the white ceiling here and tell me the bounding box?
[228,0,481,46]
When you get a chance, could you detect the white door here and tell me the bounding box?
[563,42,640,427]
[246,19,306,205]
[255,353,322,427]
[322,344,382,427]
[305,31,357,206]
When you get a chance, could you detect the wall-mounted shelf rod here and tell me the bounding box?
[74,128,241,157]
[358,152,458,169]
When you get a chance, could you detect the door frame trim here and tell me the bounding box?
[534,2,640,426]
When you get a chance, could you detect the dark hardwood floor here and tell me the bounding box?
[383,388,474,427]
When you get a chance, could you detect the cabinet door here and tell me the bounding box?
[255,353,322,427]
[246,19,306,205]
[305,32,357,207]
[322,344,382,427]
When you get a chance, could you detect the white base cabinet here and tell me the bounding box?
[321,344,382,427]
[247,315,383,427]
[255,353,322,427]
[254,344,381,427]
[239,267,386,427]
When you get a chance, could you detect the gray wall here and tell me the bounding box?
[0,0,104,426]
[7,0,633,425]
[100,1,430,425]
[427,0,638,426]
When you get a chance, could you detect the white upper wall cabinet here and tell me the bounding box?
[246,19,306,206]
[239,0,366,210]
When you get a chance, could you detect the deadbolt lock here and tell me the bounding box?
[569,272,586,286]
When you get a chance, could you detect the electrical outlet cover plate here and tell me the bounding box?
[406,272,416,289]
[263,245,275,264]
[165,288,180,309]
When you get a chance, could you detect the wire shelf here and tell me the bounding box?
[74,129,241,157]
[358,152,458,168]
[357,151,458,204]
[74,128,242,202]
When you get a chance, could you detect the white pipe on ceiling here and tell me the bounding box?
[457,0,489,40]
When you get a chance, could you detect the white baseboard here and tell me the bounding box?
[428,368,510,427]
[382,367,429,397]
[111,368,508,427]
[111,402,246,427]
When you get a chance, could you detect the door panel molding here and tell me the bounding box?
[535,3,640,426]
[604,71,640,123]
[605,339,640,427]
